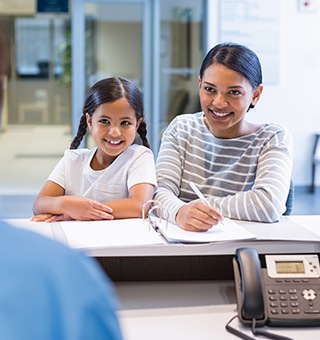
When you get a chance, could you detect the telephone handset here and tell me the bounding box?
[233,247,320,327]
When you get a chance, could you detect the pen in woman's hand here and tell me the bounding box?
[189,182,225,225]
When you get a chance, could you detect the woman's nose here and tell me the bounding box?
[213,93,227,107]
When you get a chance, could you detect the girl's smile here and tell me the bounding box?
[86,98,141,169]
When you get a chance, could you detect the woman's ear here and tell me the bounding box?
[197,75,202,89]
[251,84,263,107]
[86,113,92,129]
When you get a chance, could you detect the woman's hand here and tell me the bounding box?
[175,201,222,232]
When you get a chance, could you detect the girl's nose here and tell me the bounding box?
[108,126,121,136]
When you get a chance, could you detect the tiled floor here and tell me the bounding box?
[0,125,319,218]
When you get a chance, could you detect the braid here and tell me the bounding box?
[137,120,150,148]
[70,115,88,149]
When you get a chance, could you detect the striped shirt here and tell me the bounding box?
[155,112,293,223]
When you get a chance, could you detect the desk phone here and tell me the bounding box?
[233,247,320,327]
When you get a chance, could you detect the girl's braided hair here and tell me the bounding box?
[70,77,150,149]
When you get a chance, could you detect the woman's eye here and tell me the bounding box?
[229,90,241,96]
[204,86,215,93]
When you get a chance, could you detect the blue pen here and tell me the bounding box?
[190,182,225,225]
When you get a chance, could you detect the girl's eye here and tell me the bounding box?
[121,121,132,126]
[100,119,110,124]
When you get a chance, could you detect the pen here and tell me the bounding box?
[189,182,225,225]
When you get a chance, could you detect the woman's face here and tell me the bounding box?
[198,63,263,138]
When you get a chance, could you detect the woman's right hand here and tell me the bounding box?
[175,201,222,232]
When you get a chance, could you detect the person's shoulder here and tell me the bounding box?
[259,123,292,138]
[63,147,95,162]
[126,144,154,158]
[0,220,110,288]
[171,111,203,124]
[167,112,204,133]
[0,220,80,261]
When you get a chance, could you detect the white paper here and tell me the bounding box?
[59,218,165,249]
[156,218,256,243]
[4,218,55,239]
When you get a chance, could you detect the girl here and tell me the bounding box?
[155,42,293,231]
[32,77,157,222]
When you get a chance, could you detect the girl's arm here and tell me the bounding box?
[101,182,155,219]
[32,180,113,221]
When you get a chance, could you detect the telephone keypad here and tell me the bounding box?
[264,272,320,322]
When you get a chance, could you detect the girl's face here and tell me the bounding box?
[198,63,263,138]
[86,97,142,167]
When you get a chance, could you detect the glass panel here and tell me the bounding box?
[84,2,143,148]
[159,1,203,135]
[84,3,142,90]
[0,15,72,200]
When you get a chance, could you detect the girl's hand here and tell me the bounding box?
[61,196,114,221]
[175,201,222,232]
[31,214,57,222]
[31,213,73,223]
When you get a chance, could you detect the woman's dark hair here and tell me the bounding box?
[199,42,262,91]
[70,77,150,149]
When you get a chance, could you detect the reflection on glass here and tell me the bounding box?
[159,1,203,134]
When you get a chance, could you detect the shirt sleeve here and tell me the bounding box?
[209,127,293,222]
[127,147,157,190]
[154,119,188,223]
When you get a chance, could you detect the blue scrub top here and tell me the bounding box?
[0,220,123,340]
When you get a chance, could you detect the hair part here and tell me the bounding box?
[70,77,150,149]
[199,42,262,90]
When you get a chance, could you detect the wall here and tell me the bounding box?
[208,0,320,188]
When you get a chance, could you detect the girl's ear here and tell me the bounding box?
[86,113,92,129]
[136,117,143,130]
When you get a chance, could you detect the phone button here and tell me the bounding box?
[304,309,320,314]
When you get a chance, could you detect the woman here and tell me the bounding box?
[155,42,293,231]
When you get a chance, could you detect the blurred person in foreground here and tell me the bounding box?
[0,23,123,340]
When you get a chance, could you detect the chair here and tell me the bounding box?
[311,133,320,193]
[283,179,294,215]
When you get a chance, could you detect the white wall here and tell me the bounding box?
[208,0,320,187]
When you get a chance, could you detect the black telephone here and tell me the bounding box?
[233,247,320,328]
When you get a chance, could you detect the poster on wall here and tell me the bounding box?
[218,0,280,85]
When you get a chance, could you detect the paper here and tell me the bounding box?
[155,218,256,243]
[59,218,165,249]
[4,218,55,239]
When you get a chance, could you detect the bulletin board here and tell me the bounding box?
[218,0,280,85]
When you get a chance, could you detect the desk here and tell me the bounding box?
[116,280,319,340]
[4,216,320,281]
[3,217,320,338]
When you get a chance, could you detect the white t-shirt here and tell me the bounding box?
[48,144,157,202]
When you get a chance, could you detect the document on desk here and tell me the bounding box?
[59,219,166,250]
[155,218,256,243]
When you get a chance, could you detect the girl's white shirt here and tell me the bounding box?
[48,144,157,202]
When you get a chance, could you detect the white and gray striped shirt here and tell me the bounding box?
[155,112,293,223]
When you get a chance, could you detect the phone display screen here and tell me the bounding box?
[275,261,305,274]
